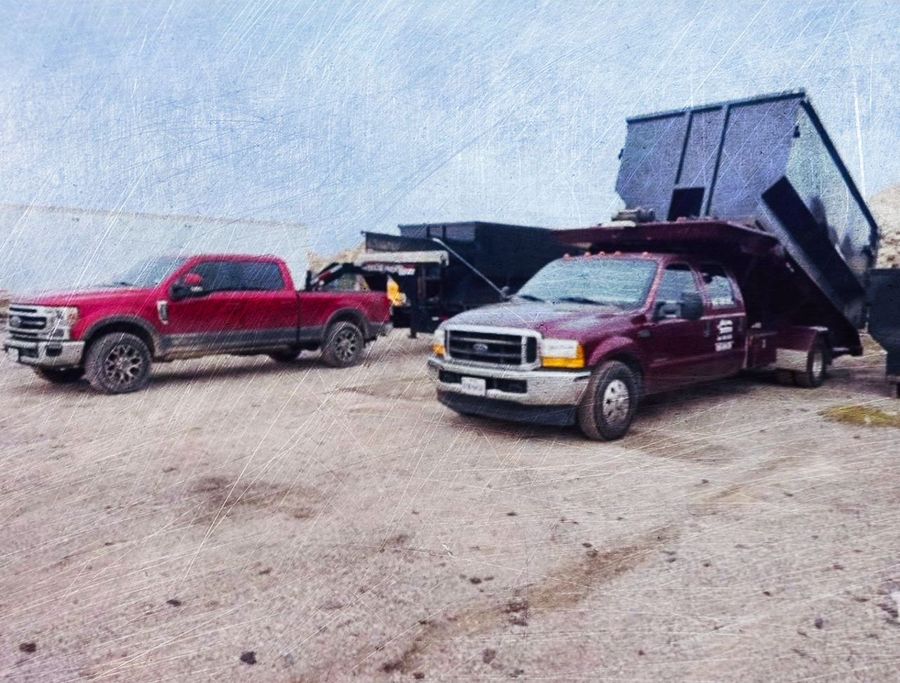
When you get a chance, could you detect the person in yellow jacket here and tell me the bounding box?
[386,276,406,306]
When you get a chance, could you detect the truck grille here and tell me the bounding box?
[446,329,538,367]
[8,305,50,339]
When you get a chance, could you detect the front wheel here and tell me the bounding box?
[577,361,640,441]
[34,367,84,384]
[321,321,365,368]
[84,333,152,394]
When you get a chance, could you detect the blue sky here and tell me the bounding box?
[1,0,897,252]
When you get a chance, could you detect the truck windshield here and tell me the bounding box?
[107,257,188,288]
[517,258,658,309]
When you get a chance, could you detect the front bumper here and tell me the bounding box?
[3,338,85,368]
[427,356,591,425]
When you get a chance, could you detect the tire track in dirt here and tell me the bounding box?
[296,525,675,680]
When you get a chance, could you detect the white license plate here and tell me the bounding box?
[460,376,487,396]
[6,348,19,362]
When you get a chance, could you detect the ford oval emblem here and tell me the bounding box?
[472,342,489,353]
[9,315,21,328]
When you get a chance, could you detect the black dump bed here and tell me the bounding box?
[615,90,880,333]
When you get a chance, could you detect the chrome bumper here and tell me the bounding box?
[3,338,85,368]
[427,356,591,406]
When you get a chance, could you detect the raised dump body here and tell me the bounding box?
[616,90,879,332]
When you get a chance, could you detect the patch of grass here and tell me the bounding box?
[820,405,900,429]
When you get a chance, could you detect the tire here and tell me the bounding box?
[84,333,153,394]
[34,367,84,384]
[321,321,365,368]
[794,340,828,389]
[269,348,302,363]
[577,361,640,441]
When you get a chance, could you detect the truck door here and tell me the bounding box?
[230,260,298,348]
[165,259,246,352]
[643,263,711,391]
[697,263,746,378]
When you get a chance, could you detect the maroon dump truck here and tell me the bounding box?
[4,254,391,393]
[428,221,854,440]
[428,92,899,439]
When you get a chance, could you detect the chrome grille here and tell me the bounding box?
[446,329,538,367]
[8,305,50,339]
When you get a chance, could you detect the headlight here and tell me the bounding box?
[432,324,447,357]
[52,307,80,326]
[541,338,585,369]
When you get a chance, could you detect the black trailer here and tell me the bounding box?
[615,89,898,393]
[360,222,573,335]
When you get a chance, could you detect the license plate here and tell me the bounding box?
[6,348,19,362]
[460,376,487,397]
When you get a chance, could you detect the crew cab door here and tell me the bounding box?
[697,263,746,378]
[164,259,246,352]
[642,263,712,391]
[228,259,298,348]
[167,258,299,352]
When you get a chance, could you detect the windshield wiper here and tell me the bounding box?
[516,293,545,302]
[555,296,608,306]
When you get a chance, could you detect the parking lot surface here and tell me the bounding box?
[1,332,898,681]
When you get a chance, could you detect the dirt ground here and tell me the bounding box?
[1,331,898,682]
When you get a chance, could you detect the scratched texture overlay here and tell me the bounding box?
[1,1,899,682]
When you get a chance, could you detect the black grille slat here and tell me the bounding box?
[448,334,521,346]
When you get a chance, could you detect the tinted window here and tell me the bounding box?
[699,264,736,307]
[240,261,285,291]
[190,261,242,292]
[655,264,698,303]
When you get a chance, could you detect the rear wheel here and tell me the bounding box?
[795,340,828,388]
[85,333,152,394]
[321,321,364,368]
[577,361,640,441]
[34,367,84,384]
[268,348,302,363]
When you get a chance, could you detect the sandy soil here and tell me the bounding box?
[1,331,898,682]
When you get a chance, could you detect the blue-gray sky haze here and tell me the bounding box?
[1,0,897,253]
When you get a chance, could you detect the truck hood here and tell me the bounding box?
[446,301,638,337]
[14,287,156,307]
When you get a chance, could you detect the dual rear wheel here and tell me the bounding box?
[775,340,828,388]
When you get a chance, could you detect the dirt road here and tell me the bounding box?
[1,332,898,681]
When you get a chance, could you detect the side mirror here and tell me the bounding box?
[654,300,680,320]
[680,291,704,320]
[170,272,205,301]
[184,272,204,289]
[170,284,189,301]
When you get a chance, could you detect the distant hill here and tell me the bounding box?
[870,185,900,267]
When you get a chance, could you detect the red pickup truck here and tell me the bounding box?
[4,254,391,393]
[428,222,856,440]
